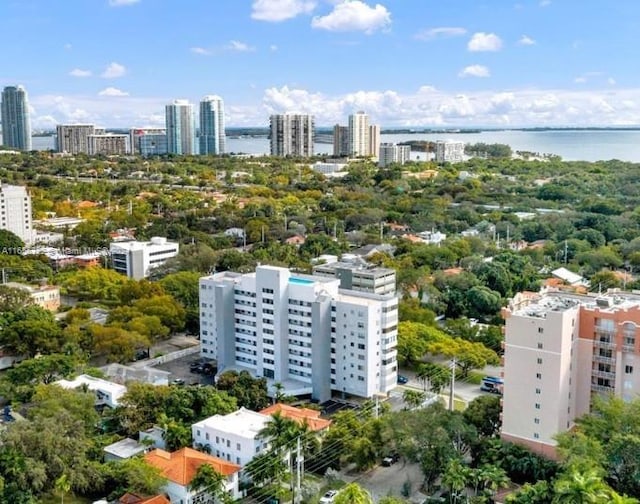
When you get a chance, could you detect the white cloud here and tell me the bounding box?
[101,62,126,79]
[190,47,212,56]
[459,65,490,78]
[518,35,536,46]
[574,77,587,84]
[270,44,278,51]
[468,32,503,52]
[225,40,256,52]
[26,85,640,130]
[311,1,391,34]
[98,87,129,97]
[108,0,140,6]
[608,77,616,86]
[251,0,316,21]
[69,68,92,78]
[415,26,467,41]
[539,0,551,6]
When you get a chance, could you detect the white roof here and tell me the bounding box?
[552,267,585,286]
[192,407,270,438]
[103,438,146,459]
[55,374,126,404]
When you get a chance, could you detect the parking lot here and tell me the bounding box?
[154,354,216,386]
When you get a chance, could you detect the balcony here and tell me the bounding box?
[591,370,616,380]
[593,339,616,350]
[595,326,615,337]
[593,354,616,365]
[591,383,615,394]
[622,344,636,353]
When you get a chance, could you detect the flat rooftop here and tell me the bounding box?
[510,289,640,318]
[192,407,270,438]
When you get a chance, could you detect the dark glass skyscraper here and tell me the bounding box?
[199,95,226,155]
[1,85,32,151]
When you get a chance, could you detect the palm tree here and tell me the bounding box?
[189,464,226,504]
[334,483,374,504]
[54,474,71,504]
[441,458,471,504]
[259,411,299,453]
[552,468,611,504]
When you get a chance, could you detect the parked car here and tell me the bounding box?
[382,453,400,466]
[319,490,339,504]
[171,378,185,386]
[134,349,149,361]
[397,375,409,385]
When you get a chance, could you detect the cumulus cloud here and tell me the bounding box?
[101,62,126,78]
[26,85,640,130]
[98,87,129,97]
[69,68,92,78]
[518,35,536,46]
[251,0,316,21]
[311,1,391,34]
[459,65,490,78]
[225,40,256,52]
[468,32,503,52]
[108,0,140,6]
[414,27,466,41]
[190,47,212,56]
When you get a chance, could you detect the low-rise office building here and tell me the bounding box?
[110,237,179,279]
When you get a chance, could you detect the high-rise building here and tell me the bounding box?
[199,95,226,155]
[1,86,31,151]
[332,125,349,157]
[435,140,465,163]
[348,111,369,157]
[129,128,167,156]
[0,183,33,244]
[88,134,128,155]
[369,124,381,161]
[378,143,411,167]
[165,100,196,155]
[199,265,398,402]
[269,114,314,157]
[502,289,640,459]
[56,124,95,154]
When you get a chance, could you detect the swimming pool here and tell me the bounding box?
[289,277,314,285]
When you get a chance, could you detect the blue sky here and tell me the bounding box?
[2,0,639,128]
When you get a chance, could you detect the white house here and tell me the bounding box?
[192,407,270,468]
[110,237,179,279]
[55,374,126,408]
[145,448,241,503]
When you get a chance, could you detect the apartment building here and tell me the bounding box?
[1,85,31,151]
[379,143,411,167]
[110,237,179,279]
[5,282,60,311]
[199,265,398,402]
[129,128,167,156]
[434,140,465,163]
[502,288,640,458]
[269,114,314,157]
[0,183,33,244]
[312,256,396,296]
[56,124,95,154]
[191,408,270,467]
[88,134,128,155]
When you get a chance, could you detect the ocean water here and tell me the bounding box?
[31,129,640,162]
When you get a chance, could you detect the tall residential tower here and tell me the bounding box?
[1,86,32,151]
[269,114,314,157]
[199,95,226,155]
[165,100,196,155]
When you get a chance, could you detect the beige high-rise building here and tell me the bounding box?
[332,125,349,157]
[346,111,380,159]
[56,124,95,154]
[88,134,128,155]
[269,114,314,157]
[502,288,640,458]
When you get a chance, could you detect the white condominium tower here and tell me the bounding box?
[56,124,95,154]
[344,111,380,159]
[0,183,33,244]
[199,95,226,155]
[269,114,314,157]
[1,86,31,151]
[199,265,398,402]
[165,100,196,155]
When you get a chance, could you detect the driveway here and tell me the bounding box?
[341,461,427,503]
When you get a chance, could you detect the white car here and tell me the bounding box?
[319,490,339,503]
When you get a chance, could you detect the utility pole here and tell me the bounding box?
[295,436,303,504]
[564,240,568,264]
[449,357,456,412]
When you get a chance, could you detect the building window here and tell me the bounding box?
[536,373,542,379]
[535,403,541,409]
[625,365,634,374]
[534,418,540,424]
[537,358,543,364]
[534,433,540,439]
[538,327,544,334]
[236,443,241,450]
[537,342,543,349]
[535,388,541,394]
[205,433,209,441]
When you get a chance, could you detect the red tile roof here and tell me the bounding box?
[260,403,331,432]
[119,493,170,504]
[144,448,240,487]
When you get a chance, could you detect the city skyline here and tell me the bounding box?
[1,1,639,128]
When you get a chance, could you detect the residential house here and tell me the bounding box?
[259,403,331,432]
[55,374,126,408]
[118,493,170,504]
[144,448,241,503]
